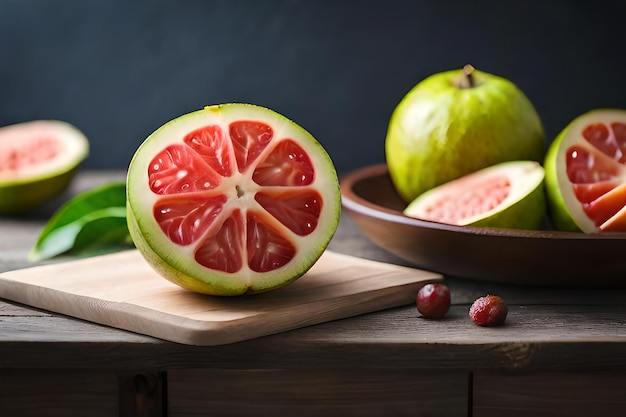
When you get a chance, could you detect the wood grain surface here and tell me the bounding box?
[3,171,626,415]
[0,249,440,345]
[168,368,468,417]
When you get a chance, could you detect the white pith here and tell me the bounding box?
[127,104,340,294]
[404,161,544,226]
[0,120,89,183]
[554,110,626,233]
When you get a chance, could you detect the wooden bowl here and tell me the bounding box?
[340,164,626,287]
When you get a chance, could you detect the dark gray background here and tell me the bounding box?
[1,0,625,174]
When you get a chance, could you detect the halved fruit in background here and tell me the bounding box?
[127,104,341,296]
[545,109,626,233]
[0,120,89,214]
[404,160,546,229]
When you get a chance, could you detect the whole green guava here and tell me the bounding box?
[385,65,546,203]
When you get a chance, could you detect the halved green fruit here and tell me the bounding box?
[544,109,626,233]
[404,160,546,229]
[0,120,89,214]
[385,66,545,203]
[127,103,341,296]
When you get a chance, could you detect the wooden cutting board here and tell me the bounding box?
[0,250,441,346]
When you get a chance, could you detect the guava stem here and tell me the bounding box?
[462,64,476,88]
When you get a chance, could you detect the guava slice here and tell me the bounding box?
[544,109,626,233]
[0,120,89,214]
[403,161,546,229]
[126,103,341,296]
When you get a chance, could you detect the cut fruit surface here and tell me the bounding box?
[404,161,546,229]
[127,104,341,296]
[544,109,626,233]
[0,120,89,214]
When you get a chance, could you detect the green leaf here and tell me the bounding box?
[29,181,133,261]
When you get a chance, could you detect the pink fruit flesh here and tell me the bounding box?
[422,175,510,224]
[146,121,323,274]
[566,122,626,230]
[0,137,61,174]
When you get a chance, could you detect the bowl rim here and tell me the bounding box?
[339,163,626,241]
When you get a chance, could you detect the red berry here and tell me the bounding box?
[469,295,508,327]
[416,283,451,318]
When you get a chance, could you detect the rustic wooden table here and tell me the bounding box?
[1,171,626,417]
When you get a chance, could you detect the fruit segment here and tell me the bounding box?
[565,145,620,184]
[255,190,321,236]
[230,120,273,172]
[246,211,297,273]
[184,125,233,177]
[194,210,245,273]
[583,184,626,227]
[149,144,223,194]
[153,195,227,246]
[581,123,626,163]
[253,139,315,186]
[572,182,618,204]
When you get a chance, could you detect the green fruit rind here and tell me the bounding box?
[127,103,341,296]
[0,120,89,214]
[386,68,545,203]
[544,126,582,232]
[0,168,80,214]
[404,161,546,230]
[544,109,626,233]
